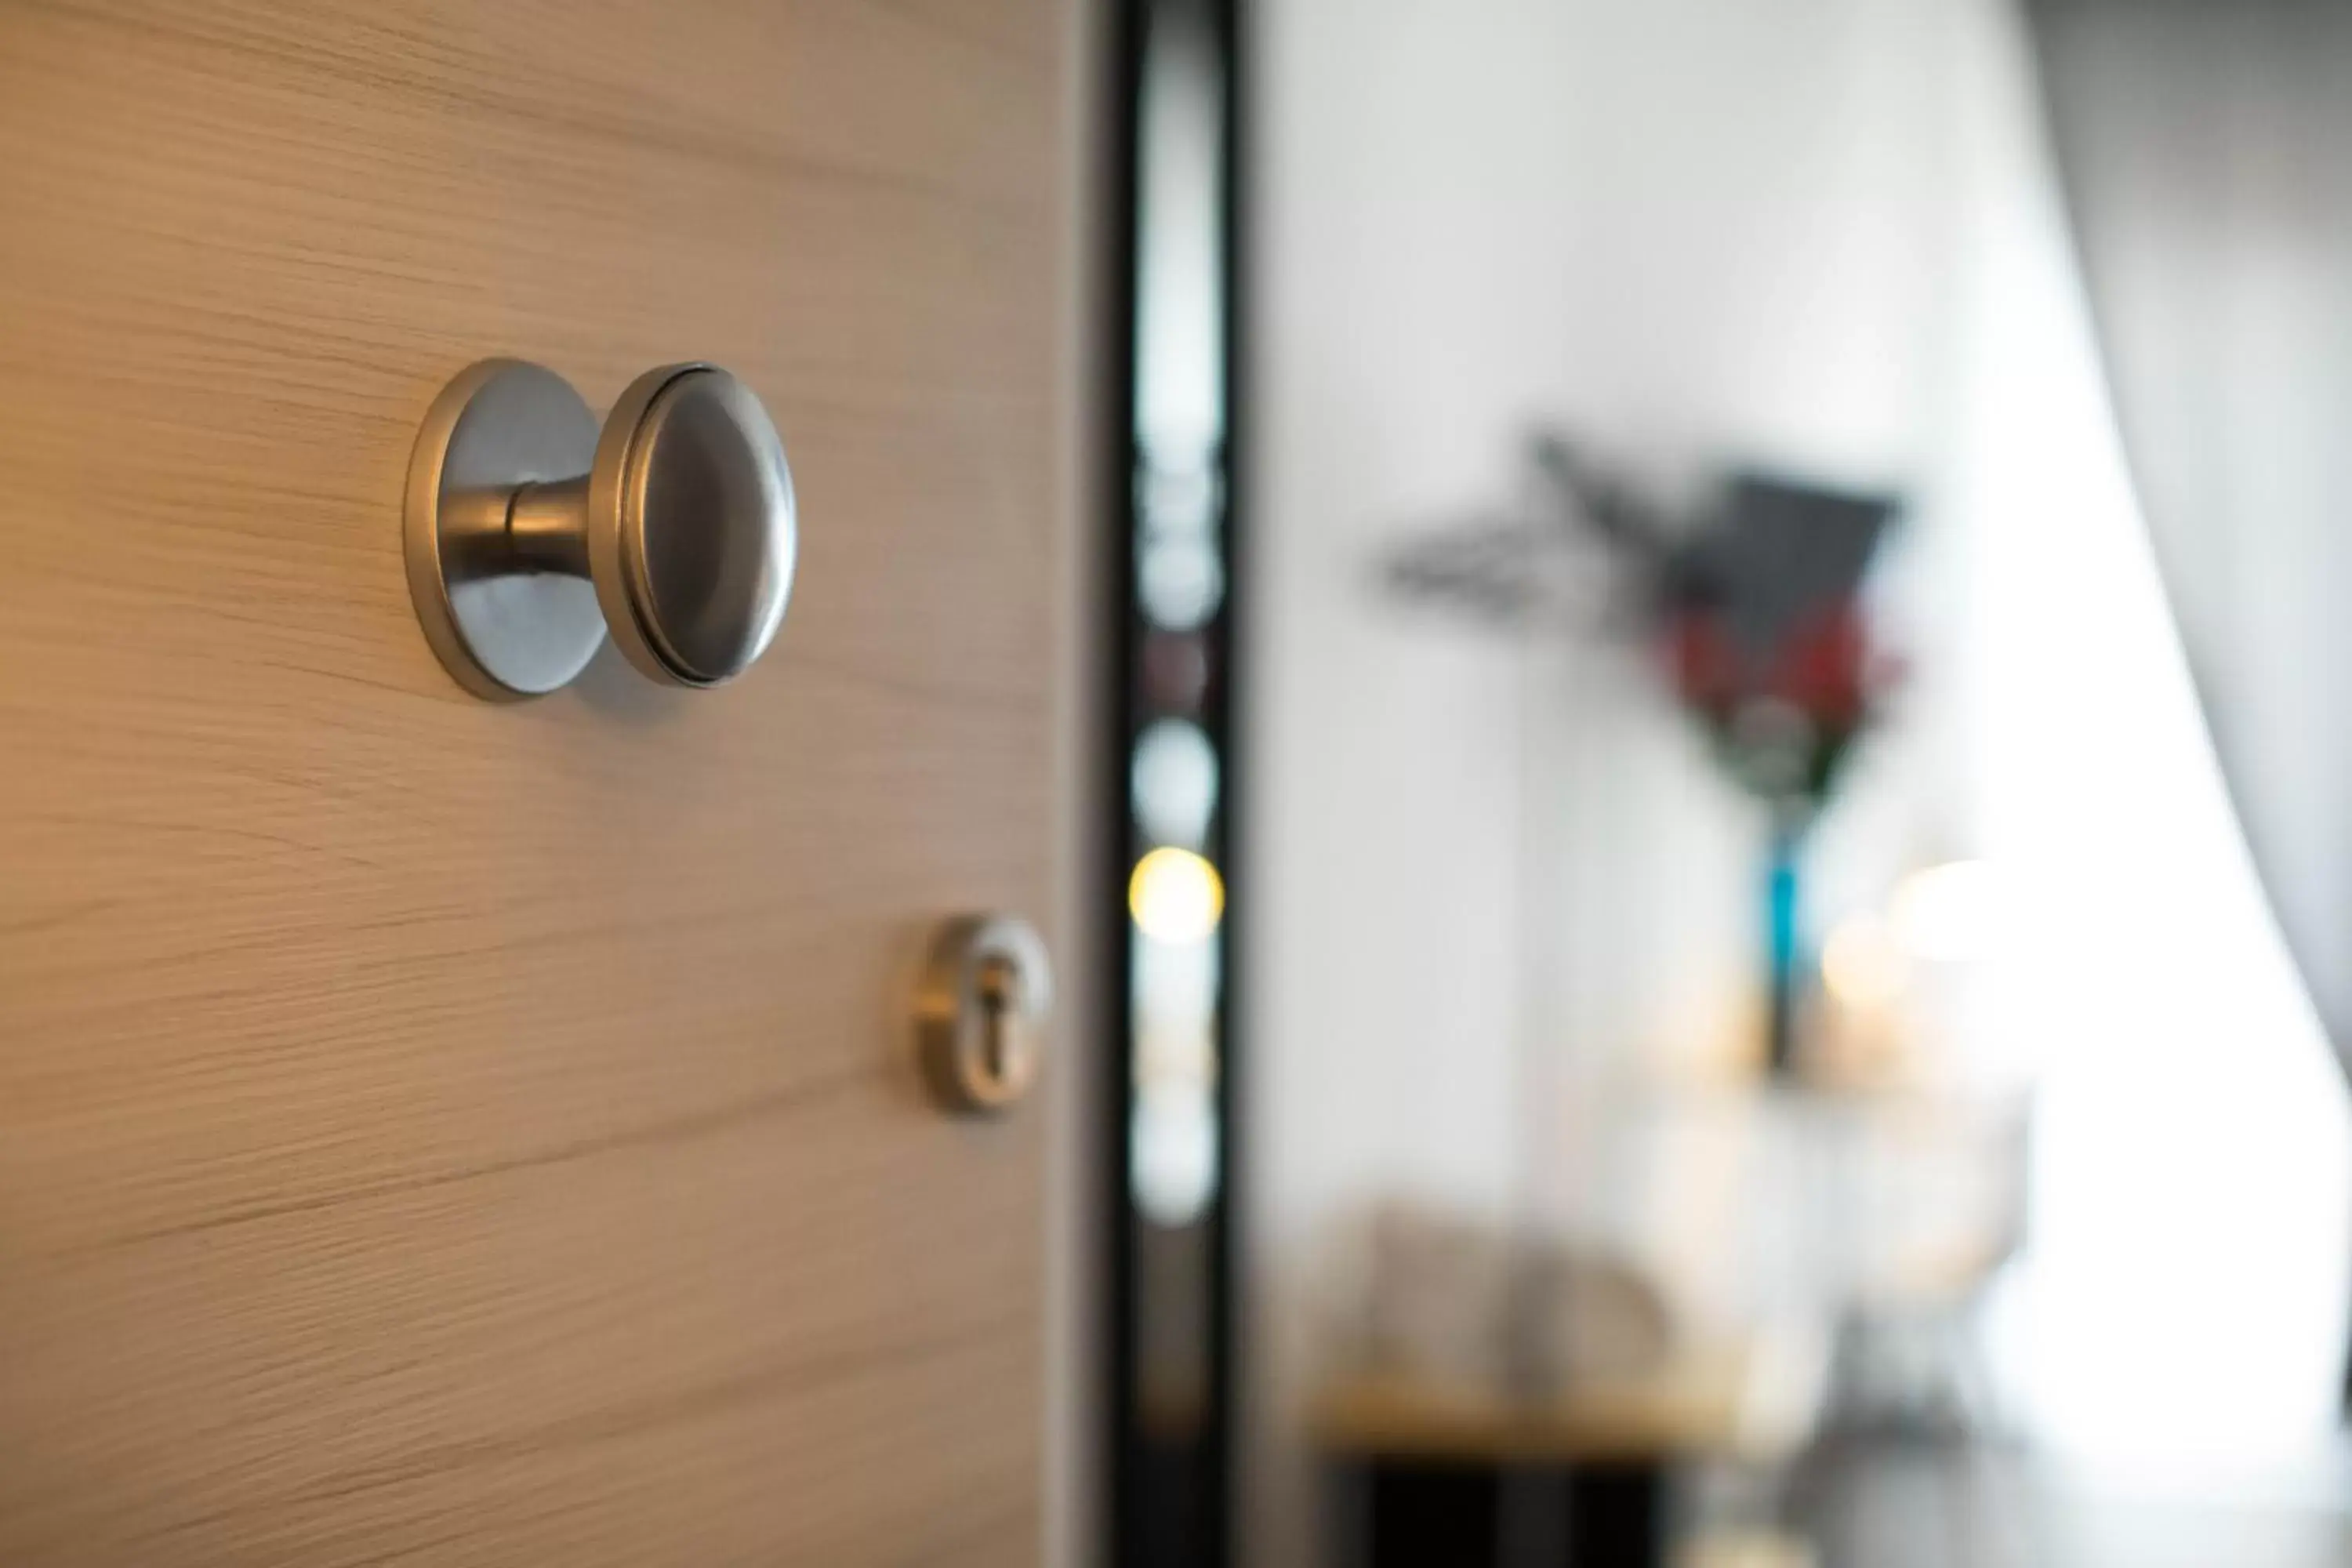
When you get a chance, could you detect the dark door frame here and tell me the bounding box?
[1098,1,1248,1564]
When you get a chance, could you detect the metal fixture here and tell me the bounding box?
[405,358,797,699]
[916,915,1054,1114]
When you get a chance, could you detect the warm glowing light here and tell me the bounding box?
[1890,859,2001,964]
[1822,913,1907,1007]
[1129,847,1225,942]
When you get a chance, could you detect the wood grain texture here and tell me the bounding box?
[0,1,1074,1561]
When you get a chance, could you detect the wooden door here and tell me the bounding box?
[0,2,1076,1562]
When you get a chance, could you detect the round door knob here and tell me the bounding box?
[405,358,799,699]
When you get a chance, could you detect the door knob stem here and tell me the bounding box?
[504,474,594,579]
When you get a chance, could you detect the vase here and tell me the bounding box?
[1764,808,1811,1076]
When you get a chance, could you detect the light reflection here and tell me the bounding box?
[1133,925,1220,1025]
[1130,924,1222,1221]
[1822,911,1907,1007]
[1133,1079,1221,1226]
[1140,532,1226,630]
[1130,847,1225,942]
[1891,858,2002,963]
[1132,718,1220,848]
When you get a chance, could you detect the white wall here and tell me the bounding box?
[1247,2,1969,1560]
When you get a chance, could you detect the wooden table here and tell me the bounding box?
[1312,1352,1768,1568]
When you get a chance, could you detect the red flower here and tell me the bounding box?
[1666,610,1740,715]
[1773,604,1871,727]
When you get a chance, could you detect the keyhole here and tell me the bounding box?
[916,916,1051,1116]
[974,953,1026,1089]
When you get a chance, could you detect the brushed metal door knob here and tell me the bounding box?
[406,358,798,699]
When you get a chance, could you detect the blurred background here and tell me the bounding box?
[1096,1,2352,1565]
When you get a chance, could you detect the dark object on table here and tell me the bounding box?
[1327,1456,1667,1568]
